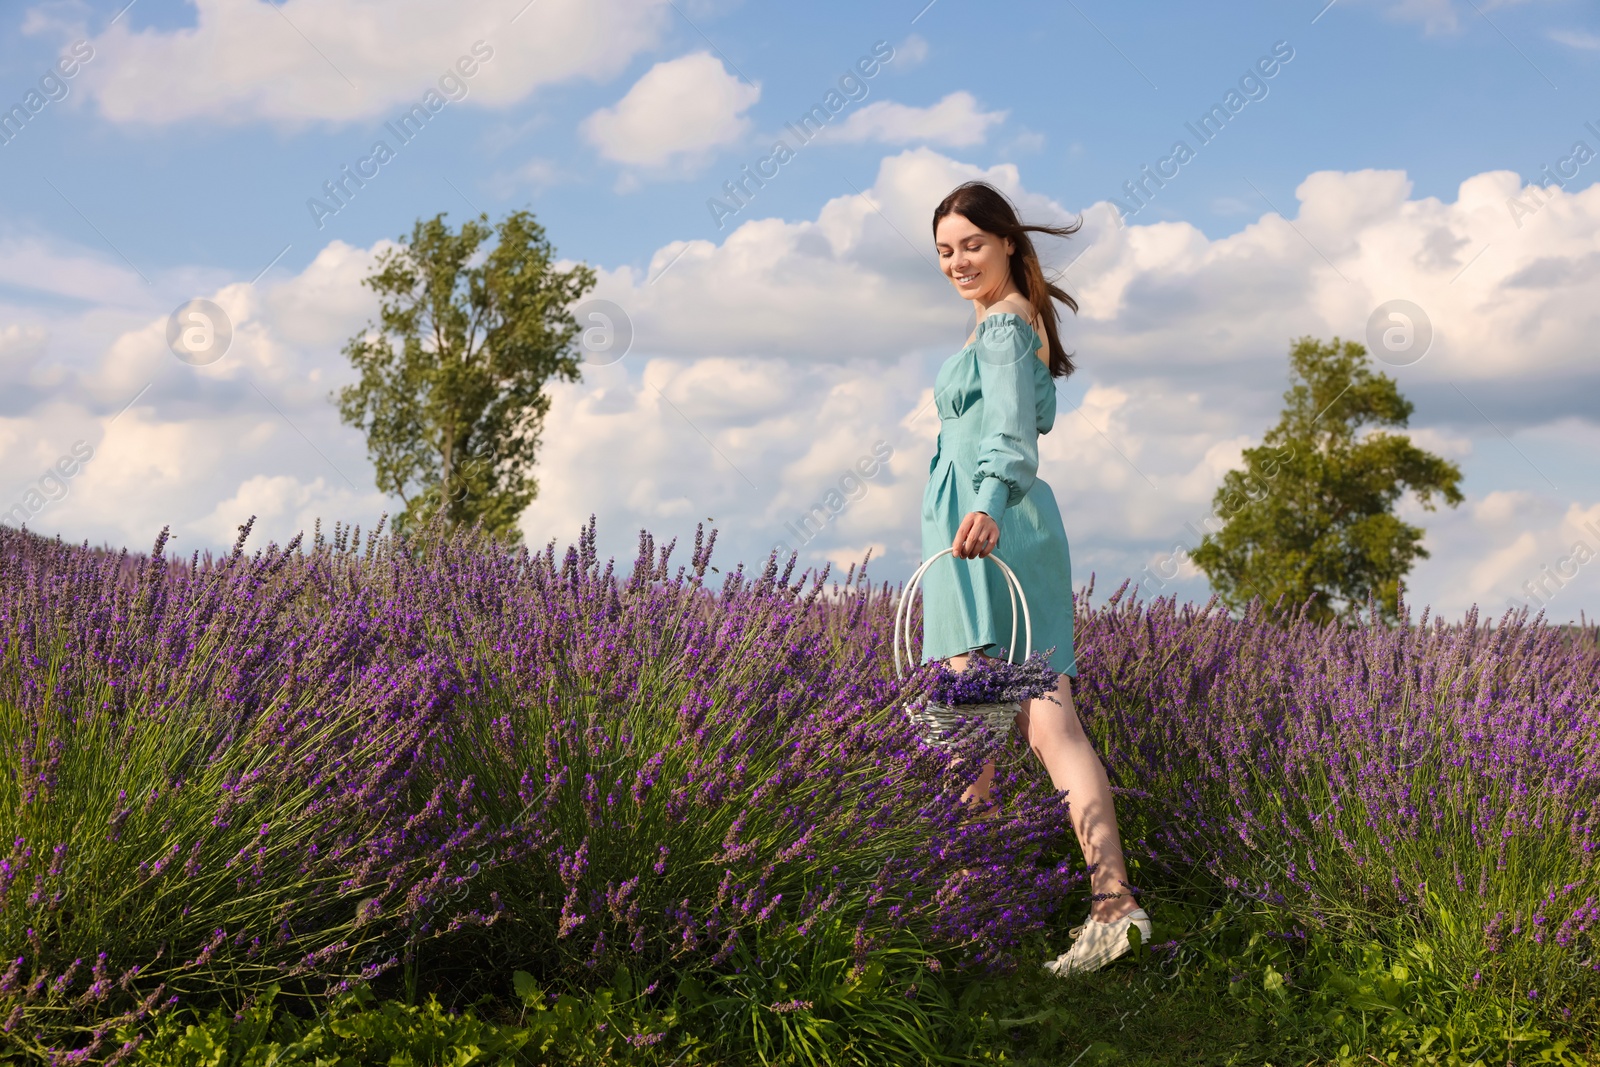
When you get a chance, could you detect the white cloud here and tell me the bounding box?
[0,236,391,549]
[530,151,1600,617]
[893,34,931,68]
[824,91,1006,147]
[1379,0,1463,33]
[1357,0,1542,36]
[1005,129,1047,155]
[0,236,153,308]
[76,0,672,125]
[484,158,567,198]
[1549,28,1600,51]
[0,324,55,392]
[7,149,1600,623]
[580,52,759,169]
[1437,499,1600,623]
[583,148,1067,361]
[191,473,357,546]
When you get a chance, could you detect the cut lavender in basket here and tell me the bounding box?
[925,648,1060,706]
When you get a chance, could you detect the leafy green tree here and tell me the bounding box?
[336,210,595,539]
[1189,335,1464,624]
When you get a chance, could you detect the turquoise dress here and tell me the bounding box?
[919,312,1077,677]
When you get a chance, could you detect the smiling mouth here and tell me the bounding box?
[954,272,978,285]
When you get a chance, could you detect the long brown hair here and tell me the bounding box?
[931,181,1081,378]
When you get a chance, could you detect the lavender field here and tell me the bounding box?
[1,517,1598,1064]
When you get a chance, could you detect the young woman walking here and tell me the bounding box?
[920,181,1148,975]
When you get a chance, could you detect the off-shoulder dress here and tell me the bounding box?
[919,311,1077,676]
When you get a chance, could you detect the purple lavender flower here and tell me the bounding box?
[924,648,1061,706]
[2,515,1597,1055]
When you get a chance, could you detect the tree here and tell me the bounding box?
[336,210,595,540]
[1189,335,1464,624]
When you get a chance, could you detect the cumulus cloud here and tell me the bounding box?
[583,148,1068,361]
[525,151,1600,618]
[76,0,672,125]
[0,237,390,550]
[823,91,1006,147]
[191,473,360,546]
[580,52,760,169]
[6,149,1600,622]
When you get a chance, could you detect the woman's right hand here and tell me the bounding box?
[953,510,1000,559]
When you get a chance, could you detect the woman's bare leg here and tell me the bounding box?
[1021,671,1138,923]
[940,653,1138,921]
[943,650,1000,814]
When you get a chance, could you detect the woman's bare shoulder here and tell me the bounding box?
[981,295,1045,338]
[981,294,1034,321]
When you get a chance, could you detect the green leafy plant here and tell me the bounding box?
[678,918,954,1067]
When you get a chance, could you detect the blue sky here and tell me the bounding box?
[7,1,1595,273]
[3,0,1599,624]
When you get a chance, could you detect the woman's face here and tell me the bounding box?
[934,213,1014,304]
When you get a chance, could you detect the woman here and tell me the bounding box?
[921,181,1148,975]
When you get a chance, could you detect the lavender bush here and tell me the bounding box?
[1071,579,1600,1025]
[0,519,1079,1062]
[2,514,1599,1061]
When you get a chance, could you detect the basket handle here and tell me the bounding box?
[893,547,1033,680]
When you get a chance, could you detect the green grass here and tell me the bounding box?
[82,894,1597,1067]
[977,896,1594,1067]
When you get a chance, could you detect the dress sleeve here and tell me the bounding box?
[970,313,1042,523]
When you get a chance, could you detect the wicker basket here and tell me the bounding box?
[894,547,1034,750]
[904,699,1021,750]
